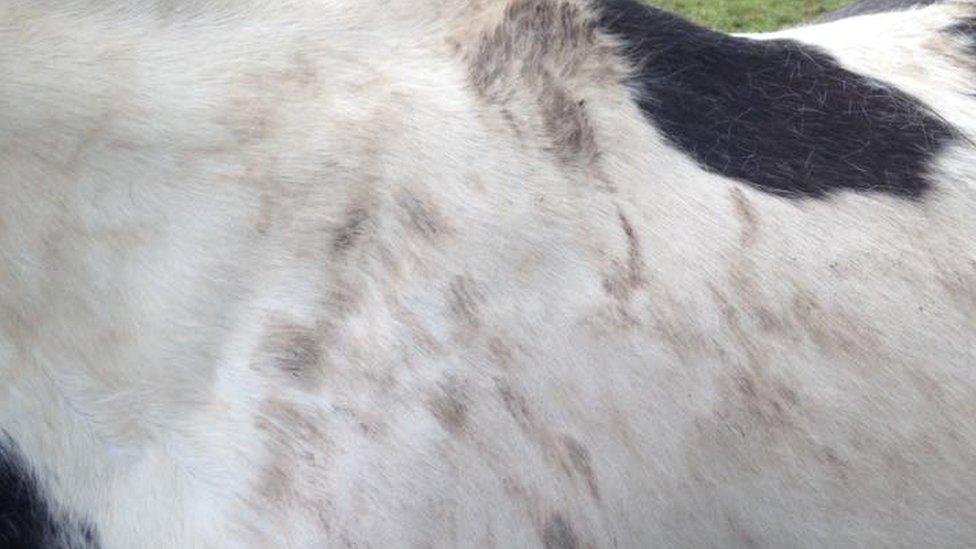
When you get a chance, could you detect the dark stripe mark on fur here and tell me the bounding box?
[0,434,100,549]
[597,0,955,198]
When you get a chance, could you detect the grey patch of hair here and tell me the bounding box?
[496,379,536,433]
[602,209,647,302]
[397,192,446,239]
[538,71,598,164]
[272,328,320,374]
[707,268,883,367]
[541,514,581,549]
[428,378,471,435]
[253,399,333,517]
[255,324,325,389]
[487,336,515,368]
[729,187,759,247]
[725,513,760,548]
[332,405,389,441]
[256,400,329,452]
[467,0,600,94]
[464,0,610,167]
[561,435,601,500]
[495,381,598,488]
[332,208,370,253]
[256,194,275,235]
[218,52,321,146]
[790,289,880,357]
[448,275,486,331]
[728,371,802,435]
[687,367,808,481]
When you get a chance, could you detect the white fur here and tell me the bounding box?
[2,1,976,547]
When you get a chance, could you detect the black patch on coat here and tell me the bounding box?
[816,0,941,23]
[597,0,955,198]
[0,435,99,549]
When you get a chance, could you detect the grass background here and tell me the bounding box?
[652,0,852,32]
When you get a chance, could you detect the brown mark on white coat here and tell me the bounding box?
[254,324,326,390]
[463,0,615,168]
[602,209,647,303]
[428,377,471,435]
[729,186,759,247]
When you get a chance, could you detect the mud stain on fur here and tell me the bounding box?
[397,192,448,239]
[487,336,516,369]
[603,209,647,302]
[463,0,613,168]
[268,326,321,373]
[538,71,598,164]
[496,379,536,434]
[218,51,321,146]
[448,275,486,331]
[562,435,601,500]
[428,378,471,435]
[253,400,335,529]
[729,187,759,247]
[541,513,581,549]
[466,0,600,99]
[332,208,370,254]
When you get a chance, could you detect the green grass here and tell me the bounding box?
[651,0,851,32]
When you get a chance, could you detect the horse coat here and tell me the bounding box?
[2,0,976,546]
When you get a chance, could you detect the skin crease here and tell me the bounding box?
[1,0,976,547]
